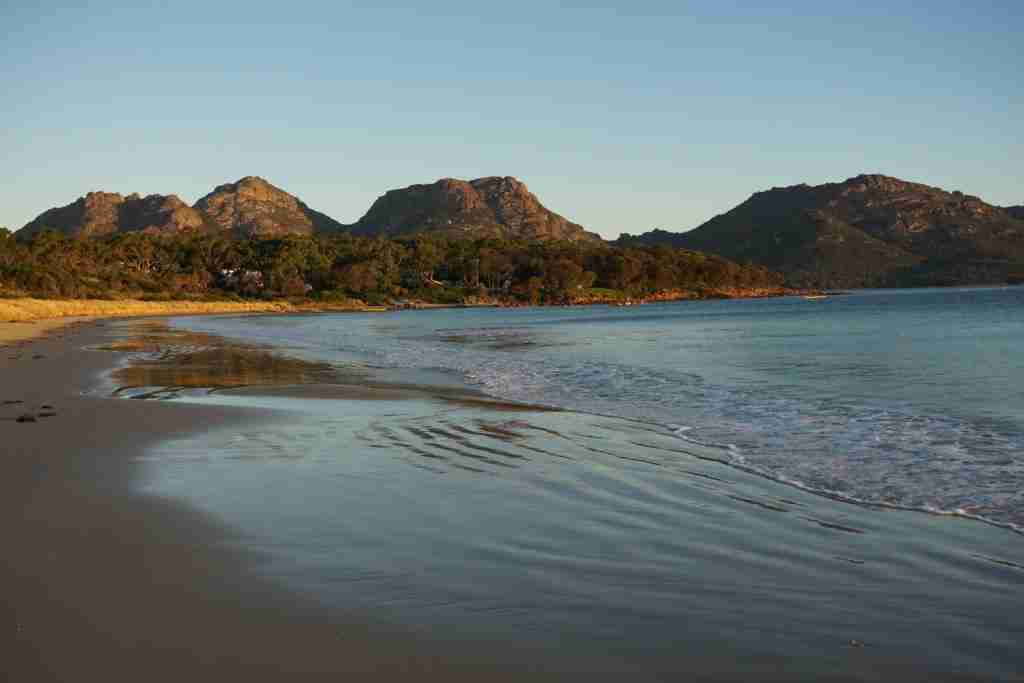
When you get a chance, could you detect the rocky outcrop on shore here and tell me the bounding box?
[349,176,600,242]
[637,286,796,302]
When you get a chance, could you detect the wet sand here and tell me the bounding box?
[0,317,92,345]
[0,320,569,681]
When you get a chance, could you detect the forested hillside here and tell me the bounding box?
[0,228,782,305]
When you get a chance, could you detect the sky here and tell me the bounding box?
[2,1,1021,239]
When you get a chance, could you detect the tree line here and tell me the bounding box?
[0,228,783,304]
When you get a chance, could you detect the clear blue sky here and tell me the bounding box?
[2,1,1021,238]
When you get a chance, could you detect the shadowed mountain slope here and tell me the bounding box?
[619,175,1024,287]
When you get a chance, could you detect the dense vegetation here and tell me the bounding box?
[0,228,782,304]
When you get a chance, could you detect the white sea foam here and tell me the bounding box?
[664,422,1024,536]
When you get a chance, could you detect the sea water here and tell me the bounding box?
[137,288,1023,678]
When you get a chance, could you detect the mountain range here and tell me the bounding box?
[16,173,1024,287]
[618,174,1024,287]
[19,175,596,243]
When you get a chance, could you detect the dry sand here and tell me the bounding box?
[0,320,554,681]
[0,298,297,349]
[0,317,93,345]
[0,297,299,323]
[0,296,384,348]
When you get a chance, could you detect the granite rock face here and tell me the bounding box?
[192,176,344,237]
[20,192,207,238]
[18,175,594,243]
[120,194,207,233]
[350,176,600,242]
[21,191,125,238]
[21,176,344,239]
[619,174,1024,287]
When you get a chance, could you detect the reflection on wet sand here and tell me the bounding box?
[101,321,564,413]
[101,321,350,398]
[437,395,561,412]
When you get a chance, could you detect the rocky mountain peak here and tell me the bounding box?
[350,176,600,242]
[470,175,526,194]
[841,174,921,194]
[19,191,206,238]
[215,176,277,196]
[119,194,206,234]
[193,176,343,237]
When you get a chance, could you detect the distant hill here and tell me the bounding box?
[19,192,209,239]
[194,176,345,237]
[1006,206,1024,220]
[349,176,601,243]
[20,176,344,239]
[615,228,688,248]
[620,175,1024,287]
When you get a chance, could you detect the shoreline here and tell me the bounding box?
[0,297,391,345]
[0,285,811,345]
[0,319,565,681]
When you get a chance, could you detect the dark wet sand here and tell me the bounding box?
[0,320,996,682]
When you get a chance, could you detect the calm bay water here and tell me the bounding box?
[138,288,1024,679]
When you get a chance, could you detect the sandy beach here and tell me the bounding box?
[0,318,93,345]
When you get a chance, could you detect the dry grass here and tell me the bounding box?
[0,297,386,345]
[0,298,296,323]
